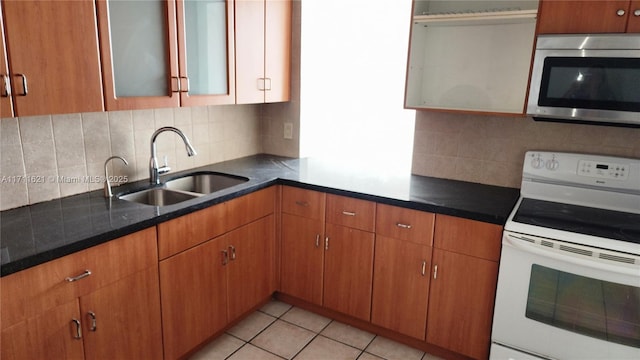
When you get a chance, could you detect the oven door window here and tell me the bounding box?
[538,57,640,112]
[526,264,640,348]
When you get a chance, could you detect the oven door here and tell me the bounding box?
[491,231,640,360]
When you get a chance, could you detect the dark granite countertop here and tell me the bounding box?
[0,154,520,276]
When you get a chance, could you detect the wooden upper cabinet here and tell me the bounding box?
[235,0,291,104]
[97,0,180,110]
[2,0,103,117]
[176,0,236,106]
[537,0,640,34]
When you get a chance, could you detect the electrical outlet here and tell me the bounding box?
[283,122,293,139]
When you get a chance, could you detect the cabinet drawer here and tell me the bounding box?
[158,203,226,259]
[434,214,502,261]
[375,204,435,245]
[225,187,276,230]
[158,187,276,259]
[1,227,157,330]
[282,186,325,220]
[326,194,375,232]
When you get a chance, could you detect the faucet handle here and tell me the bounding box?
[158,155,171,175]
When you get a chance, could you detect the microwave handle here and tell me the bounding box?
[503,232,639,277]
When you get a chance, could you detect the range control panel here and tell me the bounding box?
[523,151,639,190]
[578,160,628,180]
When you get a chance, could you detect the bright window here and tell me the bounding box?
[299,0,415,175]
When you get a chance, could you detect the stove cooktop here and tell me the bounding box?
[512,198,640,244]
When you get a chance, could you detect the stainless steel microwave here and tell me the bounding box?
[527,34,640,127]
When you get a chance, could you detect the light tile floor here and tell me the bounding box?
[190,299,445,360]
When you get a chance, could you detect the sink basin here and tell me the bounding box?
[119,188,199,206]
[165,172,249,194]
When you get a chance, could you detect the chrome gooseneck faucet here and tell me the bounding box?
[104,155,128,198]
[149,126,197,185]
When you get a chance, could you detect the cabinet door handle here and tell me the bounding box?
[87,311,97,332]
[634,9,640,16]
[71,319,82,339]
[396,223,412,229]
[315,234,320,248]
[229,245,236,260]
[433,264,438,279]
[1,74,10,97]
[421,260,427,276]
[617,9,626,16]
[264,77,272,91]
[295,200,309,207]
[180,76,190,93]
[325,237,329,250]
[15,74,27,96]
[171,76,181,92]
[65,270,92,282]
[257,78,266,91]
[221,250,229,265]
[342,211,356,216]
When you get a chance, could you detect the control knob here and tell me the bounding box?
[531,155,544,169]
[546,158,559,170]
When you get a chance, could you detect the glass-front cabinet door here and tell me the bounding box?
[97,0,235,110]
[97,0,180,110]
[177,0,235,106]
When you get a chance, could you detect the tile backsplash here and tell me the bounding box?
[412,111,640,188]
[0,105,262,211]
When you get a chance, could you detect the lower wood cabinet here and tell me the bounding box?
[0,228,162,360]
[426,248,499,360]
[279,190,503,360]
[371,235,432,340]
[280,213,325,305]
[323,223,374,321]
[159,212,276,359]
[426,214,502,360]
[226,214,277,320]
[160,235,229,360]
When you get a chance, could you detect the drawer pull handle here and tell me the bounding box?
[315,234,320,248]
[396,223,412,229]
[87,312,97,332]
[15,73,28,96]
[65,270,92,282]
[433,265,438,280]
[229,245,236,260]
[221,250,229,265]
[71,319,82,339]
[421,260,427,276]
[342,211,356,216]
[295,200,309,207]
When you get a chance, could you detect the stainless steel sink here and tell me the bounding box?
[119,188,199,206]
[165,172,249,194]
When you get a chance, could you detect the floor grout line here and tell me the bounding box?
[196,300,433,360]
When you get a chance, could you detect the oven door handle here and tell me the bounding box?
[504,232,639,277]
